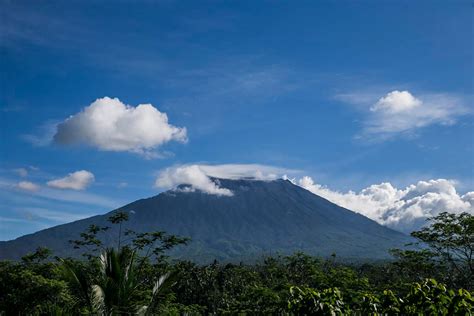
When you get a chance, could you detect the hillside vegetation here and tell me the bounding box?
[0,211,472,315]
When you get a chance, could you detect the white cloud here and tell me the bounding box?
[16,181,40,192]
[195,164,292,180]
[47,170,95,190]
[155,163,296,196]
[156,165,233,196]
[1,175,124,208]
[0,175,123,240]
[53,97,187,158]
[21,207,94,223]
[298,176,473,233]
[367,92,468,137]
[462,191,474,205]
[338,90,469,141]
[34,188,119,208]
[371,90,422,113]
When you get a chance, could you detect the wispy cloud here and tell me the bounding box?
[14,168,28,177]
[170,62,294,96]
[16,181,40,192]
[20,207,94,223]
[155,163,300,195]
[0,1,122,50]
[336,90,471,141]
[0,175,123,240]
[0,177,121,209]
[34,187,119,208]
[22,120,58,147]
[0,216,31,224]
[47,170,95,190]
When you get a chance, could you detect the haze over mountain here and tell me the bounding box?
[0,178,412,262]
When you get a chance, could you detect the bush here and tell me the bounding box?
[287,279,474,315]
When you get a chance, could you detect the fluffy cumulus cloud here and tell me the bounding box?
[371,90,422,113]
[53,97,187,158]
[298,177,474,233]
[16,181,40,192]
[155,164,295,196]
[338,90,469,141]
[47,170,95,190]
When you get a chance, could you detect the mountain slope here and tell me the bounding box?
[0,179,411,262]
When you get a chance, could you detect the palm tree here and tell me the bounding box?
[59,259,95,313]
[61,248,172,315]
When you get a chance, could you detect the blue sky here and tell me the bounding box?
[1,1,473,239]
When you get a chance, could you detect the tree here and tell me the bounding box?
[61,247,173,315]
[411,212,473,289]
[389,248,441,285]
[60,210,188,315]
[108,211,129,249]
[70,211,189,262]
[21,246,52,264]
[0,260,72,314]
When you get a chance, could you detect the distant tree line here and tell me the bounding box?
[0,211,472,315]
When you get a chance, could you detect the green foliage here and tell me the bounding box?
[287,279,474,315]
[2,252,473,315]
[389,248,440,283]
[59,258,96,313]
[288,286,347,315]
[0,260,73,315]
[61,212,183,315]
[69,224,110,259]
[108,211,129,225]
[401,279,474,315]
[21,246,52,264]
[410,212,474,289]
[69,210,189,262]
[58,247,176,315]
[1,211,473,315]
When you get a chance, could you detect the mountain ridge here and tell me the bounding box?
[0,178,411,262]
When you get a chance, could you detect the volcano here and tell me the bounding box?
[0,178,411,262]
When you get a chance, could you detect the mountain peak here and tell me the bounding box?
[172,177,290,197]
[0,177,411,262]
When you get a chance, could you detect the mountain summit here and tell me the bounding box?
[0,178,411,262]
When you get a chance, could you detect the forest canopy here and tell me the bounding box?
[0,211,472,315]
